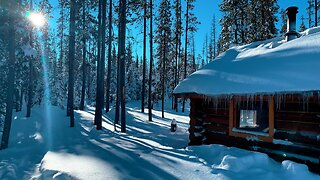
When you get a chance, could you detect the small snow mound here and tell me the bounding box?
[29,132,43,143]
[281,160,319,180]
[40,151,120,180]
[300,26,320,36]
[218,153,269,172]
[40,170,74,180]
[282,160,308,173]
[269,40,284,49]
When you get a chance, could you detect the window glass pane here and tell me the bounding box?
[239,110,257,128]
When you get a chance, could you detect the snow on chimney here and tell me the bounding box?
[285,6,299,42]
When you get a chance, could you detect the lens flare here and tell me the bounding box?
[28,12,46,27]
[37,31,52,150]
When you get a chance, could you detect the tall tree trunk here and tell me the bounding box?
[15,89,19,112]
[87,40,92,104]
[119,0,127,132]
[1,0,16,150]
[173,30,177,110]
[60,2,66,113]
[213,15,216,58]
[94,0,102,125]
[316,0,318,26]
[173,0,181,112]
[80,0,86,111]
[141,0,147,113]
[148,0,153,122]
[19,89,23,111]
[161,38,166,119]
[105,0,112,113]
[95,0,107,130]
[26,0,33,118]
[68,0,76,127]
[114,47,120,126]
[182,0,189,113]
[192,36,195,71]
[175,7,181,113]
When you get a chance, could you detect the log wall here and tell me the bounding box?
[187,94,320,173]
[274,95,320,147]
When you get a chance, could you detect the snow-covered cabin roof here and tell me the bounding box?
[174,27,320,97]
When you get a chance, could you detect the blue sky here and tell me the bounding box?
[194,0,308,56]
[47,0,310,60]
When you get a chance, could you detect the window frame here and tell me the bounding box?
[228,96,274,142]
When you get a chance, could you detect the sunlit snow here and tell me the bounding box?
[0,102,318,179]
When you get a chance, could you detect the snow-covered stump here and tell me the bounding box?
[170,119,177,132]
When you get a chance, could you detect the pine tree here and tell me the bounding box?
[140,0,147,113]
[217,16,231,53]
[115,0,127,132]
[182,0,198,112]
[148,0,153,122]
[26,0,35,117]
[126,44,141,100]
[190,33,196,73]
[218,0,247,50]
[300,15,307,32]
[279,8,287,36]
[1,0,16,149]
[218,0,278,52]
[155,0,172,118]
[207,15,217,62]
[67,0,76,127]
[79,0,87,111]
[95,0,107,130]
[318,1,320,25]
[307,0,315,28]
[315,0,318,26]
[105,0,113,113]
[250,0,278,42]
[173,0,183,111]
[56,0,68,110]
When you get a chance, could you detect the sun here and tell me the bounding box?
[27,12,46,27]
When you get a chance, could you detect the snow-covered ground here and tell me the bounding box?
[0,102,319,180]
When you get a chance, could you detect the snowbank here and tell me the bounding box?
[188,144,319,180]
[174,27,320,96]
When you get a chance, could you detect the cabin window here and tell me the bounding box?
[237,105,269,133]
[239,110,257,128]
[229,97,275,142]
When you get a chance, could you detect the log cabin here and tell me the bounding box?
[174,7,320,173]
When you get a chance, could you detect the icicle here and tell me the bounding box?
[246,94,249,110]
[237,96,240,109]
[252,94,254,110]
[260,94,264,110]
[306,95,309,112]
[302,93,306,111]
[275,94,278,110]
[318,91,320,105]
[282,93,286,110]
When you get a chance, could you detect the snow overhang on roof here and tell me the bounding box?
[174,27,320,97]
